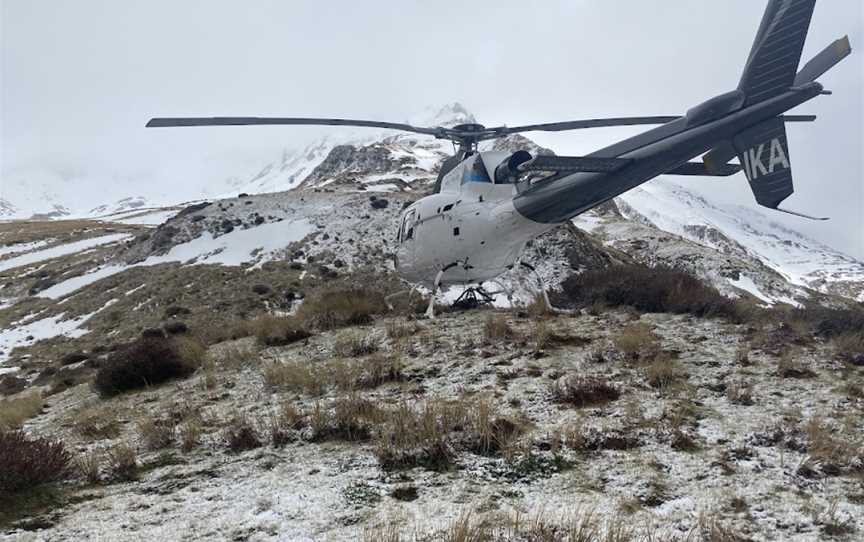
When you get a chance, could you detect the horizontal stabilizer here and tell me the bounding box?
[667,162,741,177]
[518,155,632,174]
[776,207,829,221]
[794,36,853,85]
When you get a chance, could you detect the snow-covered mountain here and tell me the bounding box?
[2,103,862,304]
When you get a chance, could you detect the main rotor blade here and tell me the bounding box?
[488,114,817,137]
[146,117,442,136]
[493,117,682,135]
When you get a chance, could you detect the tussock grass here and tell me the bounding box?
[483,314,515,342]
[726,379,754,406]
[262,361,328,396]
[333,332,381,357]
[385,321,421,340]
[296,287,385,330]
[0,392,44,430]
[178,418,202,453]
[644,356,687,390]
[136,415,175,451]
[249,315,311,347]
[612,322,661,363]
[551,375,620,408]
[374,397,526,471]
[224,415,263,452]
[104,442,138,481]
[74,451,101,484]
[268,402,305,447]
[73,404,121,440]
[209,340,259,368]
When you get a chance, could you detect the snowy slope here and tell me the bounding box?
[615,179,864,302]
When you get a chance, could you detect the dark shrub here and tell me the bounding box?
[559,264,740,320]
[252,284,272,296]
[163,321,189,335]
[552,375,621,407]
[94,337,203,397]
[0,430,71,493]
[164,306,192,318]
[60,352,89,366]
[142,328,166,339]
[224,417,263,452]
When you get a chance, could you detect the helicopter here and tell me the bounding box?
[148,0,851,318]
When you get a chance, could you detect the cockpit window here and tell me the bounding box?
[461,156,491,184]
[398,209,416,242]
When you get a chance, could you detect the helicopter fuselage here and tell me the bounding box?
[394,152,553,288]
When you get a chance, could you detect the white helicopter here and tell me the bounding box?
[149,0,850,318]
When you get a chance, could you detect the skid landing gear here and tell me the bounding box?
[452,286,496,310]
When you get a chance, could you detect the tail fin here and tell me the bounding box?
[733,118,793,208]
[739,0,816,106]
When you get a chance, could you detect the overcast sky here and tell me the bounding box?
[2,0,862,257]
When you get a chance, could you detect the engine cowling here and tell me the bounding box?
[493,151,533,184]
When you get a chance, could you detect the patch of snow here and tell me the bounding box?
[36,219,316,300]
[107,209,180,226]
[0,239,52,258]
[728,275,774,305]
[0,313,92,364]
[0,234,132,273]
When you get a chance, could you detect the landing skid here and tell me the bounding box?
[452,286,496,310]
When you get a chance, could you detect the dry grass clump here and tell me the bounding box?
[74,451,102,484]
[224,415,263,452]
[178,418,203,453]
[262,360,328,396]
[483,314,516,342]
[136,415,175,451]
[268,403,305,447]
[296,287,385,330]
[209,341,259,368]
[250,314,311,347]
[551,375,621,408]
[365,508,659,541]
[104,442,138,481]
[375,397,525,471]
[0,430,71,493]
[612,322,661,363]
[562,419,641,453]
[94,335,205,397]
[385,321,421,340]
[559,263,743,320]
[309,394,385,442]
[356,354,404,389]
[803,416,863,473]
[0,392,44,430]
[644,356,687,390]
[776,351,816,379]
[725,379,754,406]
[833,331,864,364]
[73,404,121,440]
[333,332,381,357]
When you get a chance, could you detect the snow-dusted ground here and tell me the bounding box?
[0,312,93,363]
[0,233,132,274]
[8,309,862,540]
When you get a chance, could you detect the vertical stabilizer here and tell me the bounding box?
[739,0,816,105]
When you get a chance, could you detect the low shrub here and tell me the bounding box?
[551,375,621,407]
[333,332,380,357]
[224,416,263,452]
[612,322,661,363]
[0,392,43,431]
[0,430,71,493]
[105,442,138,481]
[296,287,385,330]
[94,336,205,397]
[250,315,311,347]
[483,314,515,342]
[559,264,741,320]
[644,356,687,390]
[136,415,175,451]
